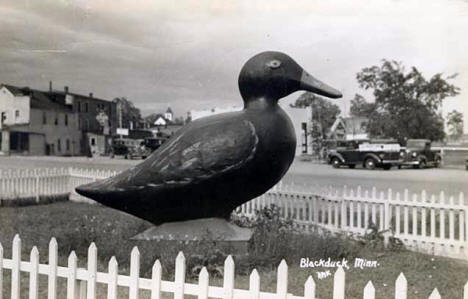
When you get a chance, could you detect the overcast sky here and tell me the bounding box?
[1,0,467,131]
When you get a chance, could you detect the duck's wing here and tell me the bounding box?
[79,117,259,194]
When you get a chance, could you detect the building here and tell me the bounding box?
[45,83,117,155]
[328,116,369,140]
[189,104,312,156]
[0,84,81,156]
[0,83,117,156]
[164,107,173,122]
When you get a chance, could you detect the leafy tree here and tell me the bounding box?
[447,110,464,140]
[291,92,341,156]
[351,60,459,142]
[112,97,142,129]
[291,92,341,138]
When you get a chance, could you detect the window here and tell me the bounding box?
[54,114,58,125]
[65,114,68,126]
[85,103,89,113]
[57,139,61,152]
[10,132,29,151]
[91,138,96,146]
[77,101,81,112]
[66,139,70,151]
[42,112,47,124]
[78,118,81,129]
[15,110,19,119]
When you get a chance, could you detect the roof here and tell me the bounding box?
[329,116,368,136]
[166,107,173,114]
[1,84,28,96]
[1,83,73,112]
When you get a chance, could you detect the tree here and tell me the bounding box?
[351,60,459,142]
[447,110,464,141]
[291,92,341,156]
[112,97,142,129]
[292,92,341,137]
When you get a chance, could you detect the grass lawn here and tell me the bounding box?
[1,201,468,298]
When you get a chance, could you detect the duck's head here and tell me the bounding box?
[238,51,342,107]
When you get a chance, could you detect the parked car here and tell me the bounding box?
[144,136,170,152]
[328,139,403,170]
[401,139,442,169]
[110,138,150,159]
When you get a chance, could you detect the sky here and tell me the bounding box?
[1,0,467,131]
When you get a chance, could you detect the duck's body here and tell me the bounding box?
[76,51,342,225]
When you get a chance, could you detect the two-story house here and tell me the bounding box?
[0,84,81,156]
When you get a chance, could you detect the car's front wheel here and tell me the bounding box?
[364,158,377,170]
[331,157,342,168]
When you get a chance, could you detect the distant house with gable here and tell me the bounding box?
[328,116,369,140]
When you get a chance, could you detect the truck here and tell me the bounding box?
[328,139,404,170]
[401,139,442,169]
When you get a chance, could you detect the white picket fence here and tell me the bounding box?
[237,184,468,260]
[0,235,455,299]
[1,167,468,260]
[0,168,70,203]
[0,168,118,204]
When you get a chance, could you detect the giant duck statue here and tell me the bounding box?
[76,51,342,225]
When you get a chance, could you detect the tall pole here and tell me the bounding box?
[118,101,123,140]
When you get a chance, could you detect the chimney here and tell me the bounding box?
[89,92,93,98]
[49,81,52,92]
[64,86,69,94]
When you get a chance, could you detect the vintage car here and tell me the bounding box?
[328,139,403,170]
[110,138,151,159]
[401,139,442,169]
[144,136,170,152]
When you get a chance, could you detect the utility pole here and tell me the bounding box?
[118,101,123,140]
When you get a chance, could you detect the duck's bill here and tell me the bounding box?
[299,70,342,99]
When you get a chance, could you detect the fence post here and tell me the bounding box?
[67,251,79,299]
[249,269,260,299]
[87,243,97,299]
[199,267,209,299]
[48,238,58,299]
[384,198,390,248]
[30,246,39,299]
[224,255,235,299]
[277,260,288,299]
[11,234,21,299]
[395,273,407,299]
[151,260,162,299]
[35,170,40,203]
[129,247,140,299]
[341,199,346,231]
[428,288,441,299]
[333,267,345,299]
[108,257,118,299]
[363,281,375,299]
[174,252,186,299]
[304,276,315,299]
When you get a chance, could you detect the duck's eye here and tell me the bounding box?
[267,60,281,69]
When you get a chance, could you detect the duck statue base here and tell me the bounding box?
[131,218,253,254]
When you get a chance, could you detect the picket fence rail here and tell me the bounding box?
[1,168,468,260]
[237,183,468,260]
[0,235,457,299]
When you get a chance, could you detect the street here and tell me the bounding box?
[1,155,467,199]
